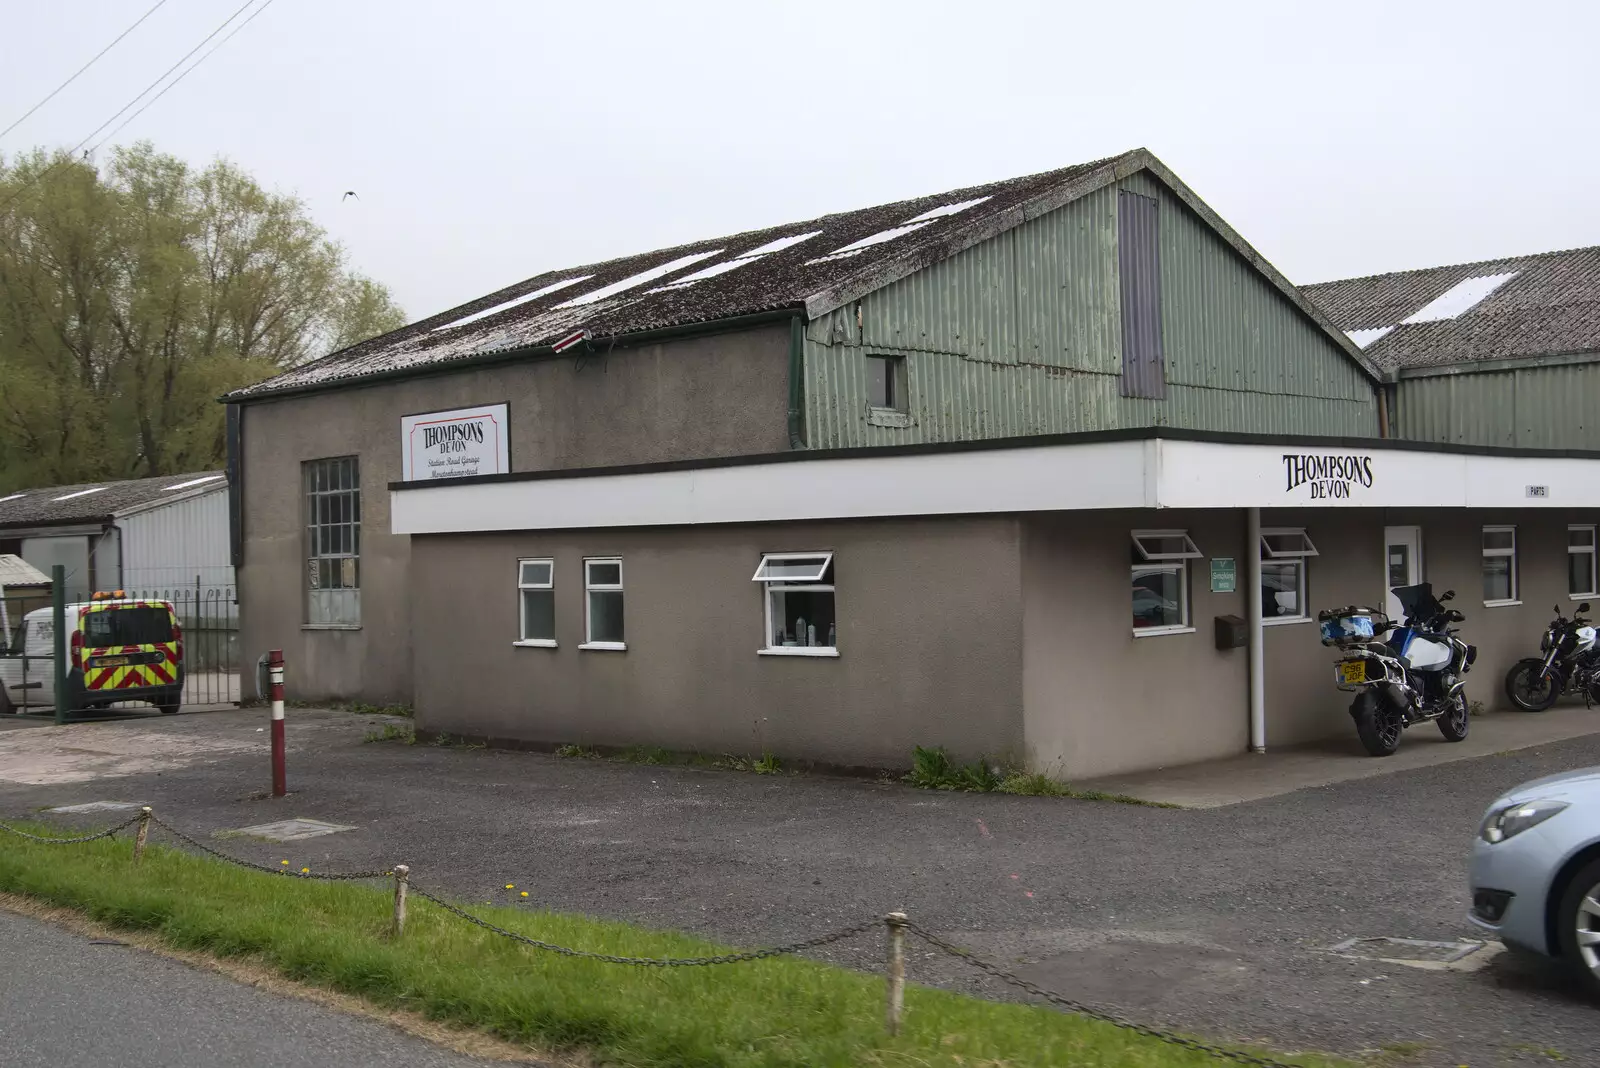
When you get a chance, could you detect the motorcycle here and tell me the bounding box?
[1318,583,1478,757]
[1503,603,1598,711]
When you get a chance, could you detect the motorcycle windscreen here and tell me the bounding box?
[1390,582,1443,624]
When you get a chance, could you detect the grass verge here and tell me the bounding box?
[0,826,1338,1068]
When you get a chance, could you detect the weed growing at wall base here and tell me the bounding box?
[0,827,1338,1068]
[906,747,1177,807]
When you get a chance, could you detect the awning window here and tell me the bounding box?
[1260,529,1319,558]
[752,552,834,584]
[1130,530,1203,562]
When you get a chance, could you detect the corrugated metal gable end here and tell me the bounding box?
[1395,362,1600,449]
[1117,190,1164,399]
[805,171,1379,449]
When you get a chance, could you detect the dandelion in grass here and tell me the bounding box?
[301,867,310,874]
[520,892,528,898]
[281,860,289,865]
[505,884,514,890]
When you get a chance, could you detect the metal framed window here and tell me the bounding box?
[304,457,360,626]
[865,355,907,412]
[1569,525,1597,599]
[753,552,837,656]
[1482,525,1518,606]
[582,558,625,649]
[1260,528,1316,624]
[516,559,555,646]
[1131,531,1198,636]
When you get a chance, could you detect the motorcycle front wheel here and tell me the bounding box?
[1505,659,1560,712]
[1352,690,1403,757]
[1438,691,1470,742]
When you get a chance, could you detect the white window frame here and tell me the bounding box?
[581,557,626,650]
[753,552,839,657]
[1482,525,1519,607]
[1130,529,1204,562]
[514,558,556,648]
[1570,524,1598,600]
[1131,530,1200,637]
[1259,528,1316,626]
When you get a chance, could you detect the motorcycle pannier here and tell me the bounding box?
[1318,607,1378,647]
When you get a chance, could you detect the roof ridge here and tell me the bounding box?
[1304,243,1600,289]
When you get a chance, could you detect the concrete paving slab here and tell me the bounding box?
[1078,704,1600,807]
[231,818,356,842]
[45,801,146,814]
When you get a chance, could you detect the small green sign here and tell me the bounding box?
[1210,557,1237,594]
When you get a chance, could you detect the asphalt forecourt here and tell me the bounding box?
[0,812,1342,1068]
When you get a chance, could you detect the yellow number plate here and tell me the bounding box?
[1337,660,1367,685]
[95,656,129,668]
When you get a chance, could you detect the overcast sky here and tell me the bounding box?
[4,0,1597,322]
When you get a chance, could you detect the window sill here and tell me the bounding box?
[758,647,840,658]
[866,407,911,428]
[1262,616,1312,627]
[1571,594,1598,602]
[1482,599,1522,608]
[302,623,361,631]
[1132,625,1196,638]
[578,641,627,652]
[512,639,558,649]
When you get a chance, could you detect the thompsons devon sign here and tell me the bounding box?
[1282,453,1375,499]
[401,403,509,481]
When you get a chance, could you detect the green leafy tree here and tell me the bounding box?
[0,143,405,490]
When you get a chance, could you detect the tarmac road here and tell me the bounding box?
[3,707,1599,1066]
[0,908,499,1068]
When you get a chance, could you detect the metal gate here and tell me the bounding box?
[1,573,240,714]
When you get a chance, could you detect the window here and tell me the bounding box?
[516,559,555,646]
[1117,189,1165,400]
[1570,525,1597,598]
[753,552,837,656]
[866,355,907,412]
[582,558,625,649]
[304,457,360,626]
[1482,526,1518,605]
[83,607,173,647]
[1260,528,1319,623]
[1131,530,1200,634]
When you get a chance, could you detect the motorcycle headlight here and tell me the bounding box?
[1479,799,1569,843]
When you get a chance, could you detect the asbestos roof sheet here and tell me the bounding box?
[0,471,225,530]
[0,554,50,587]
[228,151,1180,399]
[1305,246,1600,371]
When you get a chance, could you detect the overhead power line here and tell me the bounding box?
[0,0,171,144]
[0,0,266,213]
[87,0,278,157]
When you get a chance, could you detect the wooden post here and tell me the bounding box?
[391,864,409,938]
[132,806,152,863]
[885,911,907,1036]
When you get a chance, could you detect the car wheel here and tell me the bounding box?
[1556,857,1600,1000]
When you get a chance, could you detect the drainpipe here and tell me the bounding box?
[1248,506,1265,752]
[787,315,806,450]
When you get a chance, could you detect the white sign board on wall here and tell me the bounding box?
[400,403,510,481]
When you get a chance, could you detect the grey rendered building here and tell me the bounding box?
[226,150,1600,780]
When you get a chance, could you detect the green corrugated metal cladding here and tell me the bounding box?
[804,169,1379,449]
[1393,363,1600,448]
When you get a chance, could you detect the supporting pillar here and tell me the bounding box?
[1247,507,1265,752]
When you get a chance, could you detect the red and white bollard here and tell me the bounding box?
[268,648,286,797]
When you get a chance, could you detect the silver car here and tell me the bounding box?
[1469,765,1600,998]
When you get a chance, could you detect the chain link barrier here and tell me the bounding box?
[0,808,1306,1065]
[904,921,1301,1068]
[0,813,143,844]
[410,884,878,966]
[144,814,393,881]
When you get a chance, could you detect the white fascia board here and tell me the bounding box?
[392,440,1152,535]
[1153,439,1600,509]
[390,437,1600,537]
